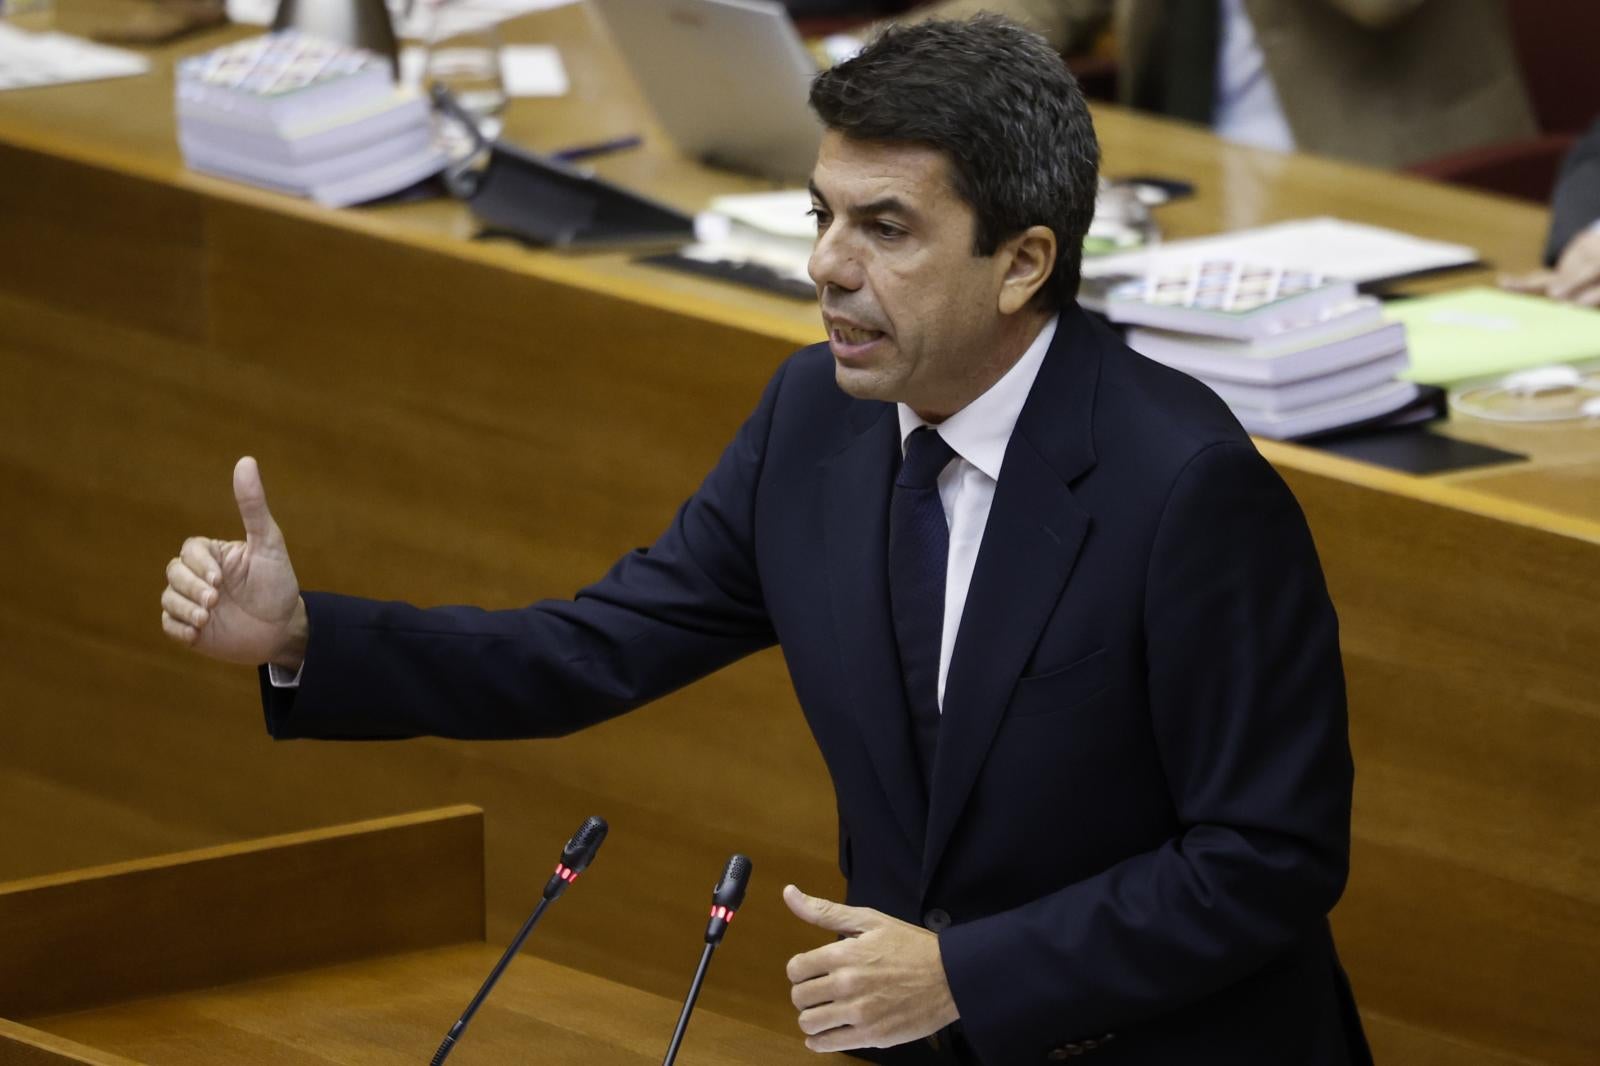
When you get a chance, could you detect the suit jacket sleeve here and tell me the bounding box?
[940,441,1353,1060]
[259,360,791,741]
[1545,117,1600,266]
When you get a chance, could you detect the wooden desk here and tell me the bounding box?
[1,807,817,1065]
[0,5,1595,1066]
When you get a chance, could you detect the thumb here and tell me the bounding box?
[233,456,280,545]
[783,884,871,935]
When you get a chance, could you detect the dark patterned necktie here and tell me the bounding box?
[888,426,957,789]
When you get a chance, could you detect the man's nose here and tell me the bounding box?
[808,228,862,293]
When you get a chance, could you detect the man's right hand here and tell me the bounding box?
[161,456,308,671]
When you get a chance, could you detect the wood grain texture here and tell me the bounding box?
[1,820,814,1066]
[1279,461,1600,1066]
[25,944,819,1066]
[0,3,1596,1063]
[0,1020,144,1066]
[0,808,485,1019]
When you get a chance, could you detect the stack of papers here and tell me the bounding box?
[176,31,447,207]
[1082,217,1479,303]
[0,23,149,90]
[699,189,814,266]
[225,0,579,41]
[1112,261,1419,440]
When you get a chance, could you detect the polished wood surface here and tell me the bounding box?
[27,945,821,1065]
[1,811,817,1066]
[0,5,1596,1066]
[0,807,483,1019]
[0,1021,144,1066]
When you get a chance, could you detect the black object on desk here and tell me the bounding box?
[1297,384,1527,474]
[469,143,695,248]
[1306,425,1528,475]
[432,86,694,249]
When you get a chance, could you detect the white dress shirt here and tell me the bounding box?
[896,315,1056,711]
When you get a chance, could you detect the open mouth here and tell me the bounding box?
[832,325,884,345]
[828,323,888,361]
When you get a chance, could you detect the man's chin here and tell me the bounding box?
[833,362,899,403]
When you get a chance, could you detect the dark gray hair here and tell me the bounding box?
[809,14,1100,309]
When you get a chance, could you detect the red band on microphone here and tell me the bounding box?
[555,863,579,883]
[709,905,735,922]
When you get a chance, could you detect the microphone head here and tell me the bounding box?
[711,854,753,912]
[561,815,609,875]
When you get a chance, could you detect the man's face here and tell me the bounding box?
[808,132,1019,420]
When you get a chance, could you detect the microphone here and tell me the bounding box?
[431,816,609,1065]
[705,853,752,945]
[662,854,753,1066]
[545,813,608,900]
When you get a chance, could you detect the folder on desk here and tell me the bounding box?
[1387,286,1600,385]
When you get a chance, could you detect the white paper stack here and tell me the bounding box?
[175,32,446,207]
[0,23,150,90]
[1109,261,1418,440]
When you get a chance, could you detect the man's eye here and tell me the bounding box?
[807,208,830,229]
[874,221,904,240]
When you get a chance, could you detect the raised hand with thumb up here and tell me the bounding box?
[161,456,308,670]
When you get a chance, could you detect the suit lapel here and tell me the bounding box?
[920,310,1103,890]
[821,403,928,857]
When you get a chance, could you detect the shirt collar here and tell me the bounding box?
[897,314,1057,481]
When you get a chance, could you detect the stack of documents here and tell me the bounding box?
[0,22,150,90]
[176,32,446,207]
[1109,261,1417,439]
[1082,217,1479,292]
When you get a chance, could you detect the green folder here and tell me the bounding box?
[1386,287,1600,386]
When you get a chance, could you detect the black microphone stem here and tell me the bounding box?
[661,942,717,1066]
[431,896,553,1066]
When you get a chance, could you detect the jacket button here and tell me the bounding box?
[923,908,951,932]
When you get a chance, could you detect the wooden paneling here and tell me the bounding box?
[24,945,821,1065]
[0,1021,143,1066]
[1276,461,1600,1065]
[0,145,208,344]
[0,815,819,1065]
[0,808,484,1019]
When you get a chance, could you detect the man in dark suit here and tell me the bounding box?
[160,16,1369,1065]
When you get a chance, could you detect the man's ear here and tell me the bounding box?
[997,225,1058,315]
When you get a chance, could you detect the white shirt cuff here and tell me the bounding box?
[267,662,304,688]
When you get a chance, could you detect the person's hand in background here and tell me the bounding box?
[1502,226,1600,307]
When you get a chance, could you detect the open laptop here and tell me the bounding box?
[590,0,824,183]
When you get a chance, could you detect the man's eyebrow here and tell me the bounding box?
[849,196,916,222]
[808,185,920,224]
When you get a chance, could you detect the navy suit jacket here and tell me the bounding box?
[264,306,1370,1065]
